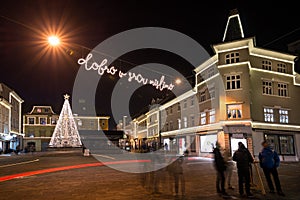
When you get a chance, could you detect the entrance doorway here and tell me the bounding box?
[230,138,247,156]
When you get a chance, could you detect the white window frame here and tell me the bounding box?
[263,80,273,95]
[264,108,274,122]
[226,74,241,90]
[225,52,240,64]
[279,109,289,123]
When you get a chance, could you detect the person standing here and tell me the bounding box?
[168,156,186,197]
[258,140,285,196]
[224,148,235,190]
[232,142,254,198]
[213,142,229,197]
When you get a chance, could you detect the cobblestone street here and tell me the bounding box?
[0,151,299,200]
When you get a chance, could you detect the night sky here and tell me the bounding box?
[1,0,299,129]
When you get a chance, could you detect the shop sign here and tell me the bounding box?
[232,133,244,139]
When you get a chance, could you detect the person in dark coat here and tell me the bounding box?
[213,142,228,196]
[258,140,285,196]
[232,142,254,198]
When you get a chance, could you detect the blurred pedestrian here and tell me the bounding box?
[224,148,235,190]
[213,142,229,197]
[168,156,186,197]
[259,140,285,196]
[232,142,254,198]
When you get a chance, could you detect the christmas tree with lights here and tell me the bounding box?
[49,94,82,148]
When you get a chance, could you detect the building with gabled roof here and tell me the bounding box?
[126,9,300,162]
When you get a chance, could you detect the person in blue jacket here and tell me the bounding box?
[258,140,285,196]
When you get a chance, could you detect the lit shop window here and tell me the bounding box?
[278,83,288,97]
[264,108,274,122]
[277,63,286,73]
[262,60,272,71]
[279,135,294,154]
[227,104,242,119]
[226,75,241,90]
[263,81,273,95]
[279,109,289,123]
[225,52,239,64]
[265,134,295,155]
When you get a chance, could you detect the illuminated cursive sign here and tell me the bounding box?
[78,53,174,91]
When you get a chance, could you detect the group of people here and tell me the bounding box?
[213,140,285,198]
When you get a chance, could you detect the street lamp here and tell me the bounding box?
[48,35,60,46]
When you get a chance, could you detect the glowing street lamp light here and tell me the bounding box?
[175,78,182,85]
[48,35,60,46]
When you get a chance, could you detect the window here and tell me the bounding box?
[225,52,240,64]
[183,100,187,109]
[264,108,274,122]
[227,104,242,119]
[279,135,294,154]
[278,83,288,97]
[178,119,181,129]
[262,60,272,70]
[226,75,241,90]
[169,106,173,114]
[28,117,35,124]
[177,103,180,112]
[51,117,57,124]
[190,96,194,106]
[200,90,206,102]
[209,109,216,123]
[190,136,196,152]
[169,121,173,130]
[279,109,288,123]
[39,117,46,125]
[265,134,295,155]
[200,112,206,125]
[277,63,286,73]
[208,86,215,99]
[190,115,195,126]
[263,81,273,95]
[183,117,188,128]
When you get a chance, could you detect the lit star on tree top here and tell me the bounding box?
[64,94,70,100]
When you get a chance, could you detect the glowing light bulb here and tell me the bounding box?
[48,35,60,46]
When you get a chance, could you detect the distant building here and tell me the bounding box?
[23,105,110,151]
[23,106,59,152]
[73,114,110,131]
[0,83,24,153]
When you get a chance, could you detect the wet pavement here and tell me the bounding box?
[0,150,299,200]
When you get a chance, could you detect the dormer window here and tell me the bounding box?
[277,63,286,73]
[262,60,272,71]
[225,52,239,64]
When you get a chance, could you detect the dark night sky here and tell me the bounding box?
[1,0,299,128]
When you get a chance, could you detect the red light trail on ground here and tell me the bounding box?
[0,160,150,182]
